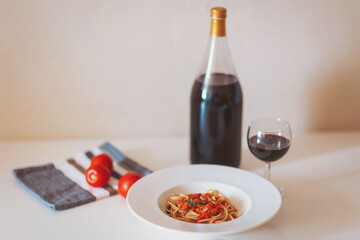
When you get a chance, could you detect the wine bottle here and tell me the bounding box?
[190,7,243,167]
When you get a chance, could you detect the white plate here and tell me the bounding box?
[127,164,281,236]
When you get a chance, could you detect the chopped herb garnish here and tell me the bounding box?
[199,200,207,205]
[189,202,197,208]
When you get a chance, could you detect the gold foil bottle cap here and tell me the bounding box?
[211,7,227,19]
[210,7,227,37]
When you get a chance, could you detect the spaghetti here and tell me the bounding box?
[165,189,239,224]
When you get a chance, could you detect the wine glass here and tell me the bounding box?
[247,118,292,194]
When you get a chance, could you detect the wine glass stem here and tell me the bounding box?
[265,162,271,181]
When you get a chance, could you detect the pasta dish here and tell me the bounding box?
[165,189,239,224]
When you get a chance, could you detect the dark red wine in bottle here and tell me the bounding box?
[190,7,243,167]
[248,134,290,162]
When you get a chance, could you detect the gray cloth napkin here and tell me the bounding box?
[13,142,152,210]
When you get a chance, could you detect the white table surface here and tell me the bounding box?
[1,131,360,239]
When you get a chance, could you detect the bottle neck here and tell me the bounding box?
[201,36,237,85]
[196,12,237,86]
[210,18,226,37]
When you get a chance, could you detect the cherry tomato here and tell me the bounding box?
[91,153,113,172]
[85,164,111,187]
[117,172,142,198]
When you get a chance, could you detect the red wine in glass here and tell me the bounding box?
[248,134,290,162]
[247,118,292,190]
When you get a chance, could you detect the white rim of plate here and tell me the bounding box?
[127,164,282,236]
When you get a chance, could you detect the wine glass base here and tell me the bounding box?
[279,186,286,199]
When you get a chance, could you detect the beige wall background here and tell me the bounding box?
[1,0,360,139]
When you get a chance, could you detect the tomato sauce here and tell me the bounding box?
[177,193,226,221]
